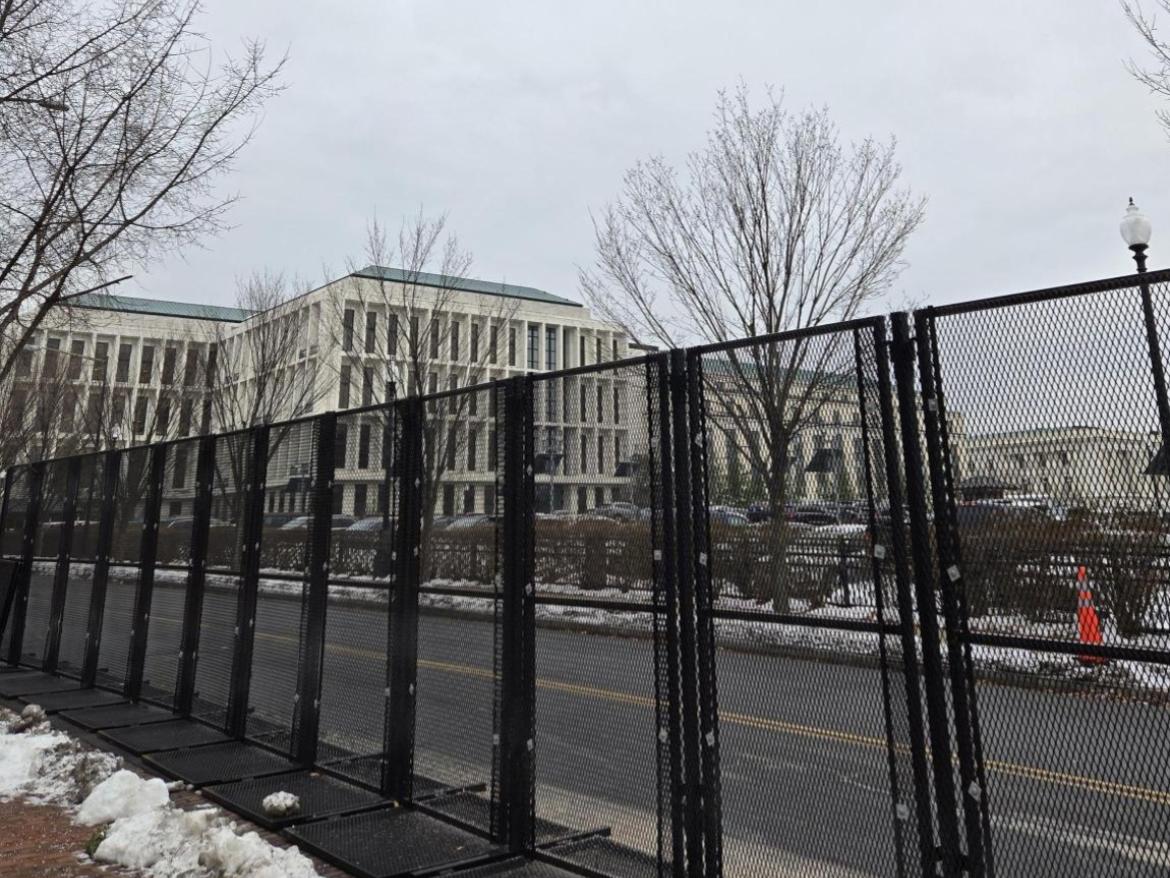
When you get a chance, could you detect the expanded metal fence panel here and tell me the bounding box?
[529,359,670,876]
[317,407,396,785]
[413,384,501,831]
[245,421,319,752]
[191,432,250,726]
[57,455,104,678]
[0,466,32,659]
[921,275,1170,877]
[137,443,183,704]
[691,324,918,878]
[33,459,69,559]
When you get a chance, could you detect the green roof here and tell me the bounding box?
[353,265,580,308]
[72,293,253,323]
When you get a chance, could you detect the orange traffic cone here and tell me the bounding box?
[1076,565,1107,666]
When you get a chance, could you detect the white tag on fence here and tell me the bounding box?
[873,544,886,560]
[947,565,961,582]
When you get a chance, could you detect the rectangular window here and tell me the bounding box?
[358,423,371,469]
[485,485,496,515]
[508,328,516,366]
[183,348,199,386]
[366,311,377,353]
[597,385,604,423]
[430,318,440,359]
[581,434,589,474]
[467,429,478,471]
[578,487,587,512]
[67,340,84,380]
[579,336,585,366]
[362,366,374,406]
[442,484,455,516]
[614,435,622,464]
[179,398,193,437]
[332,484,343,515]
[156,396,170,435]
[428,372,438,412]
[489,430,497,472]
[613,338,618,360]
[490,387,498,417]
[613,386,621,423]
[469,389,478,417]
[205,347,217,388]
[580,384,587,422]
[527,325,539,370]
[138,346,154,383]
[353,484,368,518]
[490,325,498,364]
[162,347,177,384]
[377,482,389,514]
[201,398,212,433]
[169,501,183,518]
[91,342,108,382]
[446,425,457,471]
[173,446,188,489]
[85,393,101,431]
[463,487,475,514]
[335,423,348,469]
[546,382,557,421]
[388,313,398,356]
[595,487,605,507]
[471,324,480,361]
[562,377,571,423]
[450,321,460,361]
[116,343,132,382]
[596,337,602,363]
[545,327,557,371]
[343,309,355,351]
[448,374,457,394]
[598,435,606,474]
[132,396,148,434]
[339,365,351,409]
[15,349,32,378]
[44,337,61,376]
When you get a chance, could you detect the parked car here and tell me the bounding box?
[709,508,750,527]
[447,513,491,530]
[346,516,392,532]
[162,516,228,530]
[262,512,301,528]
[279,514,356,531]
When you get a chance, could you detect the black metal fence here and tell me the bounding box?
[4,270,1170,878]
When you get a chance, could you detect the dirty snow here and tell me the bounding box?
[0,705,120,806]
[261,790,301,817]
[76,768,169,825]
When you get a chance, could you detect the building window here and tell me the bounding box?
[183,348,198,386]
[15,348,32,378]
[339,365,351,409]
[156,396,170,435]
[410,315,419,351]
[446,425,457,471]
[173,446,188,489]
[450,321,460,361]
[89,342,107,382]
[471,324,480,361]
[388,314,398,356]
[377,482,389,514]
[67,340,85,380]
[205,347,217,388]
[579,336,586,366]
[358,423,371,469]
[366,312,377,353]
[343,309,355,351]
[614,435,622,465]
[463,487,475,514]
[527,325,539,370]
[596,337,602,363]
[597,385,604,423]
[335,423,348,469]
[467,429,478,471]
[363,366,374,406]
[201,398,212,433]
[115,343,132,382]
[485,485,496,515]
[581,434,589,474]
[490,325,499,364]
[546,382,557,422]
[179,398,193,437]
[598,435,606,474]
[613,338,618,360]
[169,501,183,517]
[545,327,557,371]
[427,372,438,411]
[44,337,61,375]
[162,347,177,384]
[132,396,148,434]
[353,484,368,518]
[613,386,621,423]
[577,487,587,511]
[488,429,497,471]
[430,318,440,359]
[333,484,343,515]
[442,484,455,516]
[469,389,479,417]
[508,328,516,366]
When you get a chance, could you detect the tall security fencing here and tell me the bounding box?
[3,270,1170,878]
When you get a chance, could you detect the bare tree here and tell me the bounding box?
[581,85,924,525]
[1123,1,1170,138]
[0,0,284,383]
[327,212,518,566]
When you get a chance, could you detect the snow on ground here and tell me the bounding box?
[0,705,320,877]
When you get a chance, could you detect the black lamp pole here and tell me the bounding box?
[1132,242,1149,274]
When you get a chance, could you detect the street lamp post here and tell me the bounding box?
[1124,200,1170,516]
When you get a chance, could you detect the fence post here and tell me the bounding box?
[872,321,941,878]
[1138,276,1170,471]
[497,376,536,854]
[176,434,217,715]
[82,450,123,688]
[292,413,337,767]
[914,311,992,875]
[43,456,82,673]
[652,355,687,875]
[0,468,15,647]
[669,349,705,878]
[384,400,422,800]
[683,350,724,878]
[125,445,168,701]
[5,462,44,666]
[890,312,964,875]
[227,425,270,738]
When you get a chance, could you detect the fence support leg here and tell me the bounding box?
[890,312,965,876]
[176,435,217,715]
[125,446,167,700]
[43,457,82,673]
[292,413,337,767]
[1138,276,1170,480]
[227,425,270,738]
[6,463,45,666]
[384,401,422,800]
[82,450,123,688]
[498,376,535,854]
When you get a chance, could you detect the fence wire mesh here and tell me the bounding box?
[56,455,104,677]
[0,465,31,661]
[921,274,1170,877]
[690,323,920,878]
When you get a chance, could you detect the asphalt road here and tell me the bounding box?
[14,569,1170,877]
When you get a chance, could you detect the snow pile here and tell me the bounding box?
[0,705,120,805]
[261,790,300,817]
[82,770,319,877]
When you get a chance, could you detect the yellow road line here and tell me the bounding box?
[157,619,1170,808]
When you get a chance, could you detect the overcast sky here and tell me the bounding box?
[134,1,1170,320]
